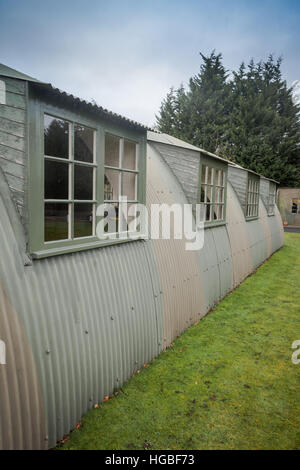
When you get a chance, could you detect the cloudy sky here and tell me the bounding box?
[0,0,299,126]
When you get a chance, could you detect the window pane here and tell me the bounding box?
[122,171,137,200]
[45,203,68,241]
[124,140,137,170]
[44,160,69,199]
[206,186,212,203]
[74,124,94,163]
[74,165,93,200]
[105,134,120,167]
[200,187,205,203]
[74,203,93,238]
[44,115,69,159]
[208,167,214,185]
[104,169,120,201]
[201,165,207,184]
[206,204,211,221]
[127,203,137,232]
[103,202,119,233]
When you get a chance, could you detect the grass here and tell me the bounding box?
[61,233,300,450]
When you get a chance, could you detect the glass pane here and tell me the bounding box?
[200,187,205,203]
[44,114,69,159]
[44,160,69,199]
[74,203,93,238]
[105,134,120,167]
[201,165,207,184]
[127,203,137,232]
[206,186,212,203]
[103,202,119,233]
[74,124,94,163]
[45,203,68,241]
[205,204,211,221]
[122,171,137,200]
[74,165,93,200]
[207,167,214,185]
[220,171,225,187]
[123,140,137,170]
[104,169,120,201]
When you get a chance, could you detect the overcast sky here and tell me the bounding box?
[0,0,299,126]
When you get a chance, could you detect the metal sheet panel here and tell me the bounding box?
[221,182,252,288]
[245,201,268,270]
[147,145,206,348]
[0,170,162,449]
[211,225,233,299]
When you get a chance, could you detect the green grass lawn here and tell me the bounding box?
[61,233,300,450]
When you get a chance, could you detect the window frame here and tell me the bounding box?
[198,154,228,228]
[28,94,146,259]
[245,173,260,221]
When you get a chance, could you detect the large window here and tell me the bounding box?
[246,175,260,219]
[44,114,96,242]
[28,99,146,258]
[268,182,276,216]
[199,159,227,224]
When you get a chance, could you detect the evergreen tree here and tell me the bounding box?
[226,56,300,186]
[156,52,300,187]
[156,51,231,153]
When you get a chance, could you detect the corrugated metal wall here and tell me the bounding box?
[0,134,284,450]
[0,168,162,448]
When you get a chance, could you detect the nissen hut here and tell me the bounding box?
[0,64,283,449]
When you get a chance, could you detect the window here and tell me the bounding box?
[268,182,276,216]
[292,199,300,214]
[199,158,227,225]
[44,114,96,242]
[28,98,146,258]
[246,175,260,219]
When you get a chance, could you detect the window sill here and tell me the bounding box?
[267,213,275,217]
[203,220,227,229]
[245,216,259,221]
[31,236,146,259]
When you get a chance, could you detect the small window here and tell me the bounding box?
[268,182,276,216]
[199,161,226,224]
[246,175,260,219]
[104,134,138,234]
[291,199,300,214]
[44,114,96,242]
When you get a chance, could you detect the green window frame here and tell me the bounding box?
[268,182,276,216]
[245,174,260,220]
[28,95,146,259]
[198,155,228,227]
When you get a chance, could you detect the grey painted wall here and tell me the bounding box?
[0,76,26,222]
[151,141,200,206]
[227,165,248,213]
